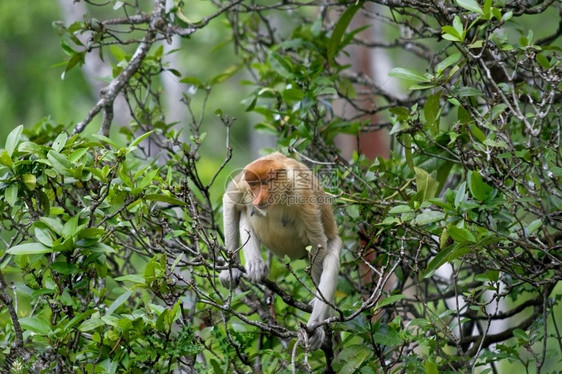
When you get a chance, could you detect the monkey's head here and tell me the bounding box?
[243,159,287,209]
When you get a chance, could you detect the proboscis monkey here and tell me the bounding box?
[219,152,342,350]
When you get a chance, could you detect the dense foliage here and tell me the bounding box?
[0,0,560,373]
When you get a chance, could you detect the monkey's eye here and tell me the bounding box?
[247,181,260,188]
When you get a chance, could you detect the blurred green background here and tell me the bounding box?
[0,0,261,170]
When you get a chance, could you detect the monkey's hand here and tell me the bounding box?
[245,259,268,282]
[305,322,326,351]
[219,268,243,289]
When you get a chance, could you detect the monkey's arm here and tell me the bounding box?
[219,187,244,288]
[219,211,268,287]
[219,180,268,288]
[238,212,268,282]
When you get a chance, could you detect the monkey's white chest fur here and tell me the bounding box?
[247,206,309,260]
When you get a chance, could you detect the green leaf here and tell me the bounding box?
[52,237,74,252]
[144,194,186,206]
[448,226,477,243]
[476,270,500,282]
[209,64,241,85]
[169,300,182,326]
[468,170,494,201]
[334,344,373,374]
[115,274,145,283]
[435,53,461,74]
[435,161,454,194]
[381,217,400,226]
[389,67,430,83]
[454,86,482,97]
[156,308,170,331]
[22,174,36,191]
[483,0,492,19]
[51,262,79,275]
[469,124,486,142]
[47,150,74,175]
[328,3,362,63]
[64,310,95,332]
[61,215,80,239]
[441,26,462,42]
[424,245,473,278]
[373,329,402,346]
[138,169,159,190]
[440,227,450,249]
[410,83,438,90]
[6,125,24,157]
[425,245,454,278]
[453,15,464,40]
[267,52,293,79]
[38,191,50,216]
[62,51,86,79]
[170,253,184,272]
[389,106,410,119]
[0,150,13,168]
[526,219,542,236]
[106,290,132,315]
[376,294,406,309]
[425,360,439,374]
[179,76,203,88]
[7,242,52,255]
[502,11,513,22]
[18,141,46,156]
[35,226,54,247]
[281,87,305,102]
[457,105,471,123]
[403,134,414,171]
[91,133,120,149]
[5,184,18,207]
[89,242,116,253]
[69,148,88,163]
[415,210,446,225]
[19,316,51,335]
[389,205,412,214]
[513,328,529,342]
[424,91,441,130]
[536,53,550,69]
[457,0,484,15]
[454,181,467,208]
[79,317,105,332]
[77,228,105,240]
[414,167,439,202]
[130,130,154,148]
[52,132,68,152]
[40,217,64,235]
[483,138,508,148]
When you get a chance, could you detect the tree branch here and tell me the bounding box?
[0,270,24,348]
[72,1,169,135]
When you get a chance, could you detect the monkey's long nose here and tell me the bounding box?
[254,200,269,209]
[253,191,269,209]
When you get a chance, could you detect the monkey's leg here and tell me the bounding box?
[306,237,342,350]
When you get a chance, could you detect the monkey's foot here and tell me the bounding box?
[300,324,325,351]
[246,259,268,282]
[219,268,243,289]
